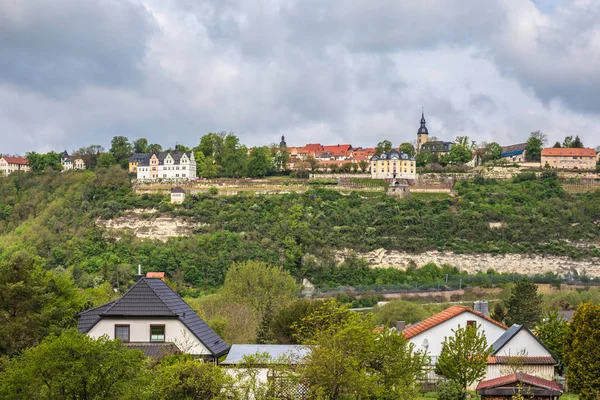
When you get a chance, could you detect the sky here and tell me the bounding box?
[1,0,600,154]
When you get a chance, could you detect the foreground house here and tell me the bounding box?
[78,277,229,361]
[0,156,30,176]
[477,373,563,399]
[487,324,557,380]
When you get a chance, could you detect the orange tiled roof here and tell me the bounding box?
[402,305,507,339]
[2,156,28,165]
[541,148,596,157]
[146,272,165,279]
[323,144,352,153]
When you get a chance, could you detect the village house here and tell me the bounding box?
[500,143,528,163]
[0,156,30,176]
[60,151,86,171]
[541,148,597,170]
[170,187,186,203]
[128,153,150,173]
[135,151,197,182]
[78,274,229,361]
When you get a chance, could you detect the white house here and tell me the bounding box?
[78,276,229,361]
[170,187,186,204]
[136,151,197,182]
[0,156,30,176]
[487,324,557,381]
[60,150,86,171]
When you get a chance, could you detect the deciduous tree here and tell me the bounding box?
[535,308,569,371]
[399,142,416,157]
[132,138,149,153]
[375,140,393,155]
[247,146,273,177]
[435,324,491,391]
[109,136,133,169]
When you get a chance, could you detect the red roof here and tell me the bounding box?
[402,305,507,339]
[146,272,165,279]
[323,144,352,153]
[2,156,28,165]
[487,356,556,365]
[476,373,563,392]
[541,148,596,157]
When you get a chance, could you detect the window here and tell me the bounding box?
[115,325,130,342]
[150,325,165,342]
[466,320,476,328]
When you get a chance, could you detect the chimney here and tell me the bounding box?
[474,300,489,317]
[135,264,143,281]
[395,321,406,332]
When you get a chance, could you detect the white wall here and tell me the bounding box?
[408,313,506,358]
[486,364,554,380]
[87,318,210,355]
[496,329,550,357]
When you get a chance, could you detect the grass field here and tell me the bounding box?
[411,192,452,201]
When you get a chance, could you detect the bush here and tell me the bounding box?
[436,380,465,400]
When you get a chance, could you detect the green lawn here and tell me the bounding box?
[411,192,452,201]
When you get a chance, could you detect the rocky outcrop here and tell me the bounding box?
[97,214,205,241]
[337,248,600,277]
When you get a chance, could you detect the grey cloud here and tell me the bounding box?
[0,0,156,97]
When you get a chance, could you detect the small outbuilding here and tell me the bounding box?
[170,187,186,203]
[476,372,563,400]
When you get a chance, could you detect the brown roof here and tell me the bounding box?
[541,148,596,157]
[2,156,28,165]
[171,187,186,194]
[488,356,556,365]
[402,305,507,339]
[477,373,563,392]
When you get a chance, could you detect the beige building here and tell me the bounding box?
[370,149,416,180]
[0,156,30,176]
[541,148,596,170]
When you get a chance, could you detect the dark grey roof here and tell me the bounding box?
[102,279,176,317]
[78,301,116,333]
[420,141,453,153]
[77,278,229,357]
[125,342,180,358]
[171,187,186,194]
[371,150,415,161]
[61,150,70,158]
[492,324,557,361]
[129,153,150,163]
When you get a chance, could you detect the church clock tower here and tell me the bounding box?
[416,110,429,154]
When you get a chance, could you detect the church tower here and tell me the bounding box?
[279,135,287,148]
[416,110,429,153]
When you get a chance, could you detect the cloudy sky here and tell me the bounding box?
[1,0,599,154]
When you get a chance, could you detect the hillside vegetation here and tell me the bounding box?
[1,169,600,292]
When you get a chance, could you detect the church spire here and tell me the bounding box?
[418,109,428,134]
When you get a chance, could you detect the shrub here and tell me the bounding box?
[436,380,465,400]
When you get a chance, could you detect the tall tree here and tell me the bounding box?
[572,135,584,148]
[109,136,133,169]
[399,142,416,157]
[435,324,492,392]
[553,141,562,148]
[504,278,542,328]
[562,136,574,148]
[449,144,473,165]
[132,138,149,153]
[306,156,319,172]
[535,308,569,372]
[375,140,393,155]
[25,151,62,172]
[221,134,247,177]
[247,146,273,177]
[525,131,546,162]
[97,152,117,169]
[0,248,81,355]
[0,330,146,400]
[455,136,477,152]
[220,261,298,323]
[147,143,163,153]
[416,150,434,167]
[483,142,502,162]
[197,132,226,164]
[72,145,104,170]
[565,302,600,400]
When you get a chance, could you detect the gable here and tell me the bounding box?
[493,326,554,358]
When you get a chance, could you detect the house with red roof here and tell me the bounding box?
[0,156,30,176]
[541,147,597,170]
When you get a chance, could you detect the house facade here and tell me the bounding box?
[135,151,197,182]
[370,149,416,180]
[170,187,186,204]
[500,143,528,163]
[541,148,596,170]
[60,151,86,171]
[0,156,30,176]
[78,277,229,361]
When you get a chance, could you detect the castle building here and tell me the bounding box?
[135,151,197,181]
[370,149,416,180]
[417,112,453,155]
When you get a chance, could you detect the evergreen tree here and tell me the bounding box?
[504,279,542,328]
